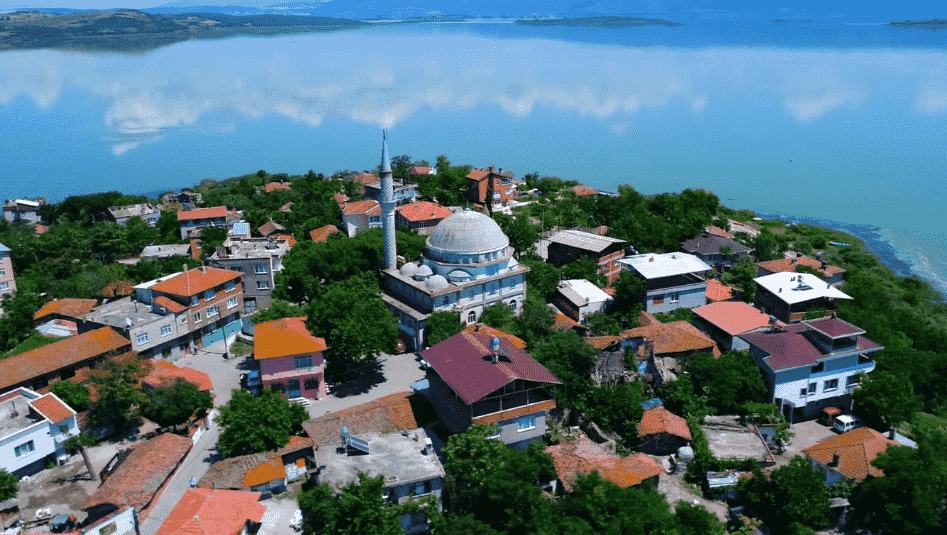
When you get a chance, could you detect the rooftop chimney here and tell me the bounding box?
[829,453,840,467]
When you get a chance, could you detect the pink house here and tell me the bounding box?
[253,317,327,399]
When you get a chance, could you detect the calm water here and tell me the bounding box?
[1,21,946,293]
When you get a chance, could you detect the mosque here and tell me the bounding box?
[373,135,530,350]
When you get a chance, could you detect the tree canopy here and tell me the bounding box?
[216,388,307,458]
[89,356,148,432]
[140,378,213,429]
[742,457,830,532]
[52,381,90,413]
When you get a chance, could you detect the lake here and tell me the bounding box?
[1,21,946,293]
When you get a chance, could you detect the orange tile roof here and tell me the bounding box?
[149,267,241,298]
[622,321,718,357]
[801,428,900,482]
[275,234,297,247]
[332,193,349,205]
[705,225,735,239]
[545,434,664,492]
[29,393,76,423]
[254,317,327,360]
[637,311,661,327]
[756,255,846,277]
[462,323,527,349]
[309,224,340,243]
[242,457,286,488]
[397,201,452,223]
[153,296,187,314]
[33,298,97,321]
[144,360,214,392]
[693,301,779,337]
[257,221,284,236]
[177,206,227,221]
[189,239,202,261]
[466,169,490,180]
[277,435,315,457]
[705,279,735,302]
[342,199,381,216]
[33,223,49,235]
[572,185,598,197]
[638,406,692,441]
[264,182,291,193]
[83,433,192,511]
[100,280,135,298]
[0,327,131,391]
[156,488,266,535]
[586,335,620,350]
[552,311,584,332]
[352,172,378,185]
[301,392,418,446]
[410,166,433,175]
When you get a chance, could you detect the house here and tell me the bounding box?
[155,489,266,535]
[637,405,692,455]
[546,230,628,284]
[705,279,739,303]
[364,178,419,206]
[740,317,883,421]
[753,272,852,323]
[756,254,846,287]
[279,201,294,213]
[545,434,664,493]
[704,225,735,239]
[82,433,192,525]
[421,329,562,449]
[0,243,16,299]
[99,280,135,302]
[622,321,720,371]
[263,181,291,193]
[0,388,80,475]
[728,220,760,238]
[309,224,341,243]
[301,392,420,447]
[342,199,382,237]
[0,327,131,395]
[801,428,900,485]
[107,203,160,226]
[208,237,289,312]
[681,232,754,270]
[410,166,435,177]
[177,206,232,238]
[139,244,193,261]
[3,198,45,224]
[396,201,453,235]
[619,253,712,313]
[275,234,297,248]
[552,279,612,325]
[693,301,782,352]
[162,190,202,207]
[466,166,514,207]
[143,360,213,392]
[256,220,285,237]
[199,435,313,492]
[80,267,244,357]
[253,317,327,400]
[570,185,601,199]
[33,298,97,326]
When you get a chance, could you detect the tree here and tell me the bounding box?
[561,256,603,285]
[743,457,830,531]
[435,155,451,175]
[64,433,98,481]
[479,303,514,332]
[609,271,645,324]
[216,388,307,458]
[251,299,306,324]
[722,259,757,302]
[493,213,539,257]
[140,378,212,430]
[0,470,17,529]
[390,154,413,181]
[519,254,561,298]
[685,351,767,415]
[753,228,782,262]
[675,501,725,535]
[89,356,148,432]
[510,290,554,348]
[552,472,677,534]
[299,473,411,535]
[427,311,462,347]
[584,312,620,336]
[530,330,599,413]
[52,381,90,412]
[852,370,921,429]
[0,289,46,351]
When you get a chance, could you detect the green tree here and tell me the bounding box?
[744,457,830,531]
[551,472,677,534]
[530,330,599,413]
[250,299,306,324]
[52,381,90,412]
[0,469,17,529]
[753,228,782,262]
[479,303,514,332]
[675,501,725,535]
[685,351,767,414]
[89,356,148,431]
[216,388,307,458]
[584,312,620,336]
[519,254,561,298]
[427,311,462,347]
[510,290,554,348]
[493,213,539,257]
[852,371,921,430]
[722,259,757,302]
[561,256,604,286]
[0,290,46,351]
[609,271,645,324]
[299,473,411,535]
[140,378,213,430]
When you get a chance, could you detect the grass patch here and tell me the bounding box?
[0,332,63,359]
[230,339,252,357]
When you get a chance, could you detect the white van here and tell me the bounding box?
[833,415,864,434]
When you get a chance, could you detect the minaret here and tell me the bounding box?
[380,131,397,270]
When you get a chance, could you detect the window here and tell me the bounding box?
[14,440,35,458]
[294,356,313,369]
[255,264,269,274]
[669,292,680,303]
[824,378,839,392]
[0,267,5,276]
[179,315,187,324]
[0,282,8,291]
[509,300,517,312]
[227,297,238,309]
[204,289,216,301]
[800,388,808,397]
[304,378,320,391]
[256,280,269,290]
[846,375,862,387]
[808,382,817,394]
[244,298,257,313]
[517,416,536,432]
[441,297,449,307]
[653,295,665,305]
[414,480,430,495]
[225,280,235,292]
[206,305,219,317]
[369,215,381,224]
[136,332,149,345]
[467,311,476,324]
[193,312,201,323]
[191,295,199,306]
[160,324,172,337]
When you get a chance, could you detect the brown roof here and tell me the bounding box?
[801,428,900,481]
[242,457,286,488]
[33,223,49,235]
[551,311,585,332]
[149,267,241,298]
[638,406,692,440]
[740,331,830,372]
[144,360,214,392]
[309,224,340,243]
[466,168,512,181]
[546,435,664,492]
[756,255,846,277]
[332,193,349,205]
[704,225,735,239]
[100,280,135,298]
[257,221,285,236]
[279,201,294,212]
[681,233,753,256]
[177,206,227,221]
[410,166,433,175]
[396,201,452,223]
[0,327,131,392]
[83,433,192,511]
[155,489,266,535]
[153,296,187,314]
[693,301,779,336]
[805,317,865,338]
[622,321,719,357]
[585,335,620,350]
[342,199,381,216]
[422,330,562,405]
[29,393,76,424]
[264,182,291,193]
[198,445,295,490]
[462,323,526,349]
[33,298,97,321]
[705,279,735,302]
[572,185,598,197]
[301,392,418,446]
[254,317,327,360]
[352,172,378,185]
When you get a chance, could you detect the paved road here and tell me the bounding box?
[305,352,426,419]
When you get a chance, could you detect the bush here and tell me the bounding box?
[51,381,90,412]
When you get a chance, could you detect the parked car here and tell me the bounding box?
[833,414,864,434]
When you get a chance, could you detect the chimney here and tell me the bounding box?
[888,429,895,439]
[829,453,840,467]
[488,165,494,173]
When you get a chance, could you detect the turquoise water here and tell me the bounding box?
[1,21,945,292]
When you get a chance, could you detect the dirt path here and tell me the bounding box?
[658,471,729,522]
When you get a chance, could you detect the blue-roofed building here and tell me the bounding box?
[230,221,251,239]
[0,242,15,303]
[208,237,290,313]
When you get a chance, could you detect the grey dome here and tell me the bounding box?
[400,262,419,277]
[447,269,471,282]
[414,264,433,280]
[677,446,695,460]
[425,274,449,291]
[427,209,509,255]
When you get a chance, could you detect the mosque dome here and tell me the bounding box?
[425,274,449,291]
[426,208,510,257]
[413,264,433,280]
[447,269,472,283]
[399,262,419,277]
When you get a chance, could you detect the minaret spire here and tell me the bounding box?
[380,131,397,270]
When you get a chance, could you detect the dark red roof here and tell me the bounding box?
[422,331,561,405]
[740,331,825,371]
[805,317,865,338]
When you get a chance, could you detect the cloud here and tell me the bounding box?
[914,88,947,115]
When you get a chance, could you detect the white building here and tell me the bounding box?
[619,253,712,313]
[754,271,853,323]
[108,203,160,226]
[552,279,612,324]
[0,388,79,475]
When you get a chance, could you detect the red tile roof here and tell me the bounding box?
[552,311,585,332]
[352,172,379,185]
[153,296,187,314]
[279,201,294,212]
[756,255,846,277]
[572,185,598,197]
[332,193,349,205]
[254,317,327,360]
[622,322,719,357]
[301,392,419,446]
[309,224,340,243]
[462,324,527,349]
[705,225,735,239]
[149,267,242,298]
[29,393,76,423]
[466,169,490,180]
[33,223,49,235]
[242,457,286,488]
[144,360,214,392]
[177,206,227,221]
[693,301,779,337]
[396,201,452,223]
[33,298,97,321]
[638,406,692,441]
[264,182,291,193]
[546,435,664,491]
[275,234,297,247]
[342,199,381,216]
[83,433,192,511]
[257,221,285,236]
[705,279,736,302]
[0,327,131,392]
[801,428,900,482]
[422,330,562,405]
[155,488,266,535]
[410,166,433,175]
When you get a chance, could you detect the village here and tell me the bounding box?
[0,137,944,535]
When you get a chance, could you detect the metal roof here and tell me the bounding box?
[619,253,712,279]
[558,279,611,307]
[753,272,852,305]
[547,229,626,253]
[231,222,250,236]
[0,242,10,254]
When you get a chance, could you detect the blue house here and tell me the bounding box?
[619,253,712,314]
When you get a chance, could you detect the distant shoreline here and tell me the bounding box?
[515,16,682,28]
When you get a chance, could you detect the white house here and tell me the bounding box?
[0,388,79,475]
[619,253,712,313]
[753,271,852,323]
[552,279,612,325]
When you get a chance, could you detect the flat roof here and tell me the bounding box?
[0,389,43,439]
[83,296,167,328]
[547,229,626,253]
[753,272,852,305]
[315,429,445,490]
[561,279,611,304]
[701,420,774,462]
[211,237,288,260]
[619,253,712,279]
[140,244,192,259]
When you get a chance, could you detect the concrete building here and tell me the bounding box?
[693,301,782,352]
[619,253,712,314]
[546,230,628,284]
[253,317,327,400]
[753,272,852,323]
[139,244,193,261]
[208,236,289,312]
[756,254,846,287]
[3,198,44,224]
[466,166,514,207]
[0,388,79,475]
[396,201,453,235]
[363,178,419,206]
[107,203,160,226]
[0,242,15,299]
[552,278,612,325]
[177,206,234,238]
[341,199,382,237]
[681,232,754,270]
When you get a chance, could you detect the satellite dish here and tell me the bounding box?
[491,337,500,352]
